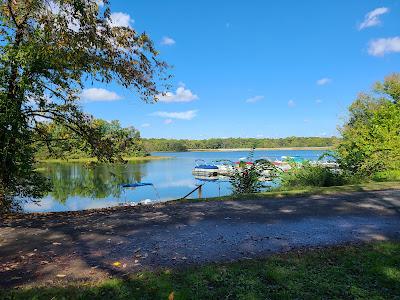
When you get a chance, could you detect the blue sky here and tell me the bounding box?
[81,0,400,139]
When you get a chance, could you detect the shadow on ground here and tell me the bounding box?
[1,189,400,288]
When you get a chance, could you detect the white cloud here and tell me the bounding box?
[150,110,198,120]
[368,37,400,56]
[359,7,389,30]
[245,95,264,103]
[316,99,323,104]
[288,100,295,107]
[161,36,176,46]
[141,123,150,128]
[164,119,173,124]
[157,87,198,103]
[81,88,121,102]
[109,12,134,28]
[316,78,332,85]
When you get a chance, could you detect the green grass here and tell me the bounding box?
[179,181,400,203]
[373,170,400,182]
[2,242,400,299]
[37,156,171,163]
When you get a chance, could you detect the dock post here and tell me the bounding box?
[198,184,202,198]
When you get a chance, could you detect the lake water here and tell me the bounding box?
[24,150,328,212]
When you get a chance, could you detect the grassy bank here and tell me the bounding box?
[2,242,399,299]
[181,181,400,203]
[37,156,171,163]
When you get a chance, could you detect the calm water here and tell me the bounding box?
[24,150,327,212]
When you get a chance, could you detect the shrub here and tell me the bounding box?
[372,170,400,182]
[230,159,277,194]
[279,162,357,189]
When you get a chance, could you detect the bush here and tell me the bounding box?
[230,159,277,194]
[372,170,400,182]
[280,162,357,189]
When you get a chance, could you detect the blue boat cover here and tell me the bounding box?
[195,164,219,169]
[121,182,153,188]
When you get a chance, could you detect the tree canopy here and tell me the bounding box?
[36,119,148,159]
[337,74,400,176]
[0,0,169,211]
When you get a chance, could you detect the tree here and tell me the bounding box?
[35,119,148,159]
[0,0,169,211]
[337,74,400,176]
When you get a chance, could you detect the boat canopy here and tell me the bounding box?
[121,182,153,188]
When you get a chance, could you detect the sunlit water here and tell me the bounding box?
[24,150,327,212]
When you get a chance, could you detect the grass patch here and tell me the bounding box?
[182,181,400,203]
[2,242,400,299]
[37,156,171,163]
[373,170,400,182]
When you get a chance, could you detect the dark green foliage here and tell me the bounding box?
[2,242,400,299]
[144,136,339,152]
[337,74,400,177]
[230,159,277,194]
[144,139,188,152]
[0,0,168,211]
[280,162,356,189]
[35,119,148,160]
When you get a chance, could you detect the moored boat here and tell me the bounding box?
[192,159,219,176]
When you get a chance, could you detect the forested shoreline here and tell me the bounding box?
[143,137,339,152]
[35,124,340,160]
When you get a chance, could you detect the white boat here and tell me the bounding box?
[192,160,219,176]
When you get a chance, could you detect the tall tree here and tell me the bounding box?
[338,74,400,176]
[0,0,169,211]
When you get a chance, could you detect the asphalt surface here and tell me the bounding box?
[1,189,400,287]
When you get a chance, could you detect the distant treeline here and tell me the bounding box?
[35,119,340,159]
[143,137,340,152]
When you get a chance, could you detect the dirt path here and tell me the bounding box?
[1,189,400,287]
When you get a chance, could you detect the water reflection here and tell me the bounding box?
[41,162,148,203]
[26,150,327,213]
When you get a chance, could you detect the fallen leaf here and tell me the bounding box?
[56,274,66,278]
[112,261,121,267]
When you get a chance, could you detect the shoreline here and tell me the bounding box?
[37,156,171,163]
[6,181,399,218]
[187,146,334,152]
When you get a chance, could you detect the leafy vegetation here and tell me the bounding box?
[279,162,357,189]
[372,170,400,182]
[0,0,168,212]
[144,136,339,152]
[276,73,400,190]
[2,242,400,299]
[337,73,400,178]
[35,119,148,160]
[229,159,277,194]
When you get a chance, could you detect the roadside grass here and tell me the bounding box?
[2,242,400,299]
[37,156,171,163]
[182,180,400,203]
